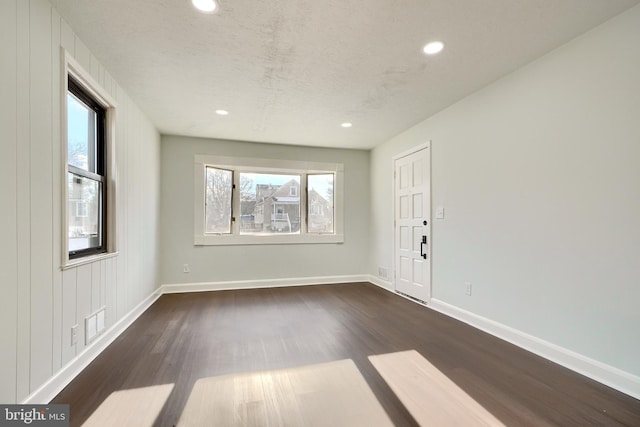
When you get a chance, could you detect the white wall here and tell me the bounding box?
[160,135,370,286]
[0,0,161,403]
[371,5,640,379]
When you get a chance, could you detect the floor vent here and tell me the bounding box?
[396,291,427,306]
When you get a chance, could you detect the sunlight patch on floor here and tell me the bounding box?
[81,383,174,427]
[177,359,393,427]
[369,350,505,427]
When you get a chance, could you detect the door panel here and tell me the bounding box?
[413,259,423,285]
[400,163,411,189]
[400,226,410,251]
[413,194,423,217]
[399,195,409,219]
[394,145,430,303]
[400,257,411,281]
[412,226,422,250]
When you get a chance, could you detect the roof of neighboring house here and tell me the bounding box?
[254,179,330,206]
[270,179,300,198]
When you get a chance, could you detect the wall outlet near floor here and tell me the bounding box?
[183,264,190,273]
[465,282,472,296]
[378,267,389,280]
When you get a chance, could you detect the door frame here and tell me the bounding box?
[392,141,432,304]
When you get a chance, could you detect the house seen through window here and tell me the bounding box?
[205,171,334,235]
[195,155,343,245]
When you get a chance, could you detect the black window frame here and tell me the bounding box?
[67,75,108,259]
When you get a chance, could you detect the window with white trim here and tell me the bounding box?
[67,76,106,258]
[194,156,343,245]
[63,49,117,265]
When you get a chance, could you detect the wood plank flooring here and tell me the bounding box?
[52,283,640,426]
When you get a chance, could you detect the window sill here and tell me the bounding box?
[62,251,119,270]
[194,234,344,246]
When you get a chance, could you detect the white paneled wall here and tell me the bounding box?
[0,0,161,403]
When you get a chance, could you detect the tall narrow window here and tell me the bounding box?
[67,76,107,258]
[205,167,233,233]
[307,174,334,234]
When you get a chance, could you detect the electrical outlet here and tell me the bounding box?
[71,325,78,345]
[465,282,472,296]
[183,264,190,273]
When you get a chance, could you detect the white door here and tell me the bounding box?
[394,145,431,303]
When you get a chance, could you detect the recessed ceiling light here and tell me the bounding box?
[192,0,217,13]
[215,109,229,116]
[423,41,444,55]
[341,122,352,128]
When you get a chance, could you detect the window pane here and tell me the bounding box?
[308,174,334,233]
[239,173,300,234]
[68,172,102,253]
[67,93,98,173]
[205,167,233,233]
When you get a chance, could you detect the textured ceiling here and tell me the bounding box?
[50,0,639,149]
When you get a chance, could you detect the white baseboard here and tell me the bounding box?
[429,298,640,400]
[161,274,370,294]
[22,288,163,404]
[23,277,640,404]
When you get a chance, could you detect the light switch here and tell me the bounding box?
[436,206,445,219]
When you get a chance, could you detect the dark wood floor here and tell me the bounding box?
[52,283,640,426]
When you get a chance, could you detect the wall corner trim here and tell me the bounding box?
[429,298,640,400]
[367,275,394,292]
[21,288,163,404]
